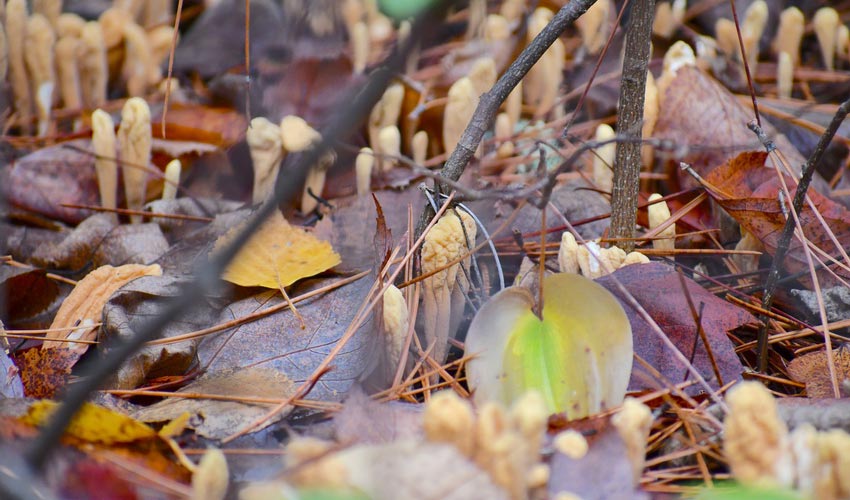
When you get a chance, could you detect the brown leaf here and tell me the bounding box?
[596,262,753,393]
[787,345,850,398]
[654,65,807,191]
[12,347,76,398]
[152,104,247,148]
[0,267,59,328]
[133,367,296,439]
[45,264,162,354]
[4,139,101,224]
[703,151,850,287]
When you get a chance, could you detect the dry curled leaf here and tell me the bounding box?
[45,263,162,353]
[211,209,340,289]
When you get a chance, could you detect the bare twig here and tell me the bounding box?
[609,0,655,252]
[418,0,598,233]
[750,98,850,372]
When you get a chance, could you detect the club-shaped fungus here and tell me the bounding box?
[122,21,152,96]
[24,14,56,136]
[246,117,283,203]
[355,147,374,196]
[495,112,514,158]
[161,159,181,202]
[351,20,369,74]
[814,7,840,71]
[558,232,580,274]
[91,109,118,223]
[191,447,228,500]
[6,0,31,130]
[741,0,767,73]
[647,193,675,251]
[524,8,564,116]
[377,125,401,173]
[421,209,475,368]
[468,57,497,97]
[642,72,659,166]
[773,7,804,66]
[55,36,82,110]
[777,51,793,99]
[411,130,428,166]
[724,381,792,488]
[57,13,85,38]
[575,0,611,55]
[443,77,476,155]
[555,430,589,460]
[592,123,615,194]
[423,390,475,457]
[611,398,653,485]
[368,83,404,170]
[79,21,107,108]
[117,97,152,224]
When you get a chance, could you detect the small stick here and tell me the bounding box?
[749,98,850,373]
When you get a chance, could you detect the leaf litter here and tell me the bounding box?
[5,0,850,499]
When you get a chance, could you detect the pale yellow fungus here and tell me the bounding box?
[592,123,616,194]
[117,97,152,223]
[79,21,108,108]
[381,284,409,377]
[773,7,804,66]
[355,147,374,196]
[6,0,31,130]
[554,430,589,459]
[724,382,792,488]
[191,448,228,500]
[814,8,840,71]
[55,36,82,110]
[443,77,476,155]
[423,390,475,457]
[777,51,793,99]
[91,109,118,223]
[611,398,653,485]
[246,117,283,203]
[161,159,181,201]
[648,193,675,251]
[558,232,580,274]
[24,14,56,136]
[411,130,428,165]
[576,0,611,55]
[377,125,401,172]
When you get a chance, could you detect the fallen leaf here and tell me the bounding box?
[595,262,752,393]
[21,400,157,444]
[212,209,340,289]
[103,274,229,390]
[654,65,808,191]
[133,367,295,439]
[465,273,633,417]
[787,345,850,398]
[703,151,850,287]
[12,347,77,398]
[45,263,162,354]
[3,139,101,224]
[198,274,374,403]
[0,266,59,328]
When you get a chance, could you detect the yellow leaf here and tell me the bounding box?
[21,400,157,444]
[212,210,341,288]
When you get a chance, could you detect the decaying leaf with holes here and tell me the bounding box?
[211,209,340,289]
[465,272,632,417]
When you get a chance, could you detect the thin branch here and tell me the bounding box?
[750,98,850,372]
